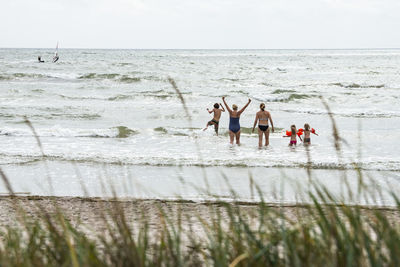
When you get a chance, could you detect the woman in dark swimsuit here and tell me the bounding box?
[222,96,251,145]
[252,103,274,147]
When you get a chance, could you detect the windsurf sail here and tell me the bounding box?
[53,42,59,63]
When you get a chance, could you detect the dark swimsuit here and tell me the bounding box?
[229,117,240,133]
[209,119,219,125]
[258,117,269,132]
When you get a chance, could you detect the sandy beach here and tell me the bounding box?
[1,196,399,243]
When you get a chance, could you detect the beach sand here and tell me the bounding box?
[1,196,399,244]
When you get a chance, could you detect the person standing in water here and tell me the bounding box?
[222,96,251,145]
[203,102,225,135]
[252,103,274,147]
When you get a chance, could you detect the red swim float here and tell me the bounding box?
[283,130,303,137]
[311,128,318,135]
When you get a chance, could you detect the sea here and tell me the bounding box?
[0,48,399,204]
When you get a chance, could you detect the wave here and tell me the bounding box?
[58,89,181,102]
[119,75,141,83]
[58,95,100,100]
[330,82,385,89]
[78,73,120,79]
[218,78,242,82]
[77,73,164,83]
[78,73,141,83]
[0,73,53,80]
[107,94,135,101]
[280,108,400,118]
[114,126,138,138]
[1,152,399,172]
[108,92,177,101]
[0,112,101,120]
[0,125,137,138]
[272,89,296,94]
[152,126,285,137]
[253,93,314,103]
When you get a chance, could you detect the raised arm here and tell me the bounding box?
[238,98,251,115]
[220,103,225,112]
[222,97,232,113]
[252,113,258,133]
[206,108,214,114]
[268,112,274,132]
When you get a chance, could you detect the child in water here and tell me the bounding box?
[203,103,225,135]
[284,125,302,146]
[302,123,318,145]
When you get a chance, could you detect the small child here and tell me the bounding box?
[283,124,302,146]
[303,123,318,145]
[203,103,225,135]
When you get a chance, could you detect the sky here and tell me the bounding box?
[1,0,399,49]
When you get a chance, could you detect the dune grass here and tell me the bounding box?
[0,186,399,266]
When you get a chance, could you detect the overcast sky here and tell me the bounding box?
[1,0,399,49]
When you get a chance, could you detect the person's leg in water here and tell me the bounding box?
[265,129,270,146]
[229,131,235,144]
[203,120,215,131]
[258,128,263,148]
[235,131,241,145]
[214,123,219,135]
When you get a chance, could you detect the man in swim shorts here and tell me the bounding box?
[203,103,225,135]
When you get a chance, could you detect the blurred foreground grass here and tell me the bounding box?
[0,186,399,266]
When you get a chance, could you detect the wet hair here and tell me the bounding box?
[260,103,265,111]
[291,124,296,134]
[304,123,310,131]
[214,103,219,109]
[232,104,238,110]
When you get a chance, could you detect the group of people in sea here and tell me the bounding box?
[204,97,318,147]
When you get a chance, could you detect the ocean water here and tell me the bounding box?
[1,48,400,202]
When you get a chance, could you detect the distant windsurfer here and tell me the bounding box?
[53,42,59,62]
[53,52,59,63]
[37,56,44,63]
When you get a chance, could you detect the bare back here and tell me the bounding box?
[256,110,270,125]
[213,108,223,121]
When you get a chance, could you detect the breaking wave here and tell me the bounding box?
[253,93,314,103]
[77,73,165,83]
[1,151,399,172]
[0,73,53,80]
[330,82,385,89]
[0,126,137,138]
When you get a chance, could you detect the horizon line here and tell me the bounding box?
[0,47,399,50]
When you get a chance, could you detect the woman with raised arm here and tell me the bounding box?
[252,103,274,148]
[222,96,251,145]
